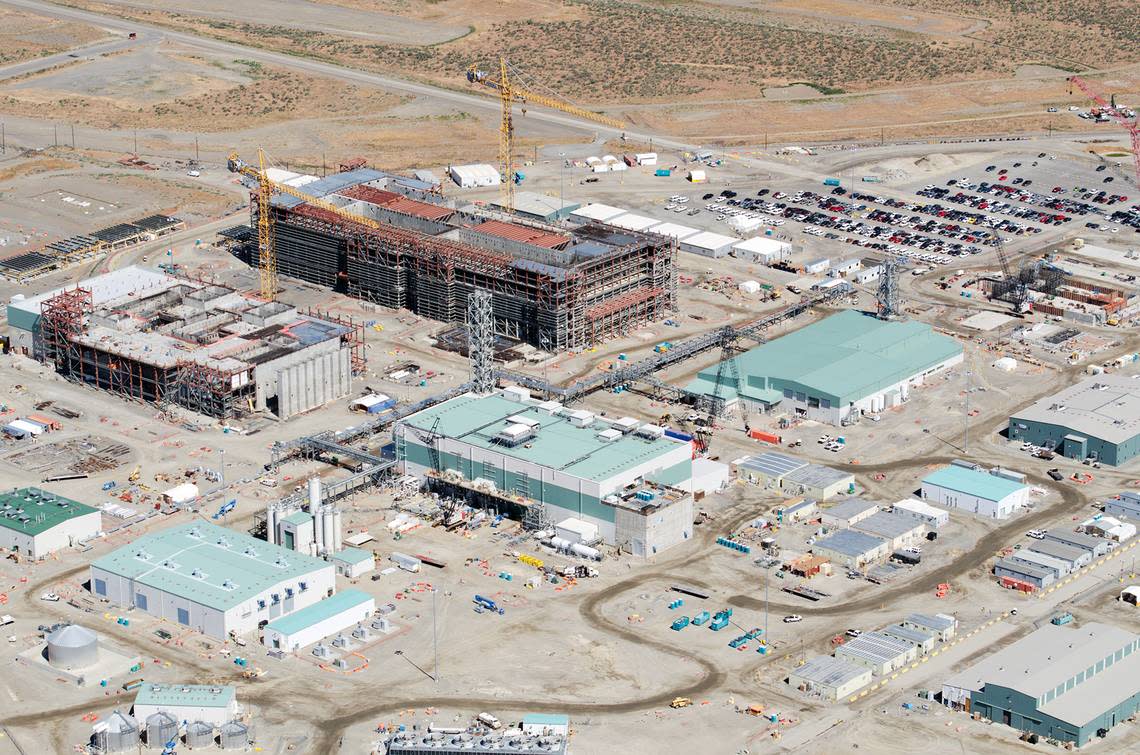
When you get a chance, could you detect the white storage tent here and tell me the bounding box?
[647,222,701,242]
[609,213,660,232]
[570,203,627,223]
[727,215,764,234]
[449,164,501,188]
[162,483,199,505]
[680,231,738,259]
[732,236,791,262]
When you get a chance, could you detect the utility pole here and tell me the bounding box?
[764,563,771,646]
[195,136,199,163]
[558,151,565,217]
[133,129,138,156]
[964,367,971,454]
[432,587,439,683]
[2,123,6,154]
[70,124,75,149]
[53,124,58,148]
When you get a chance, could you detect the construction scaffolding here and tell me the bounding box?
[251,172,676,351]
[467,289,495,394]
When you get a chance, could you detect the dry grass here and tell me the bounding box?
[0,57,402,132]
[0,7,107,65]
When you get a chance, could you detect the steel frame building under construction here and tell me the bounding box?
[247,167,676,350]
[11,266,362,420]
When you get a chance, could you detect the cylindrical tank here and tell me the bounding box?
[95,711,138,753]
[219,721,249,750]
[47,624,99,668]
[265,503,277,545]
[569,542,602,561]
[308,476,321,509]
[145,712,177,747]
[331,509,343,552]
[184,721,214,749]
[321,508,335,554]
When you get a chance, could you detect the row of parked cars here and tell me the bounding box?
[918,184,1070,227]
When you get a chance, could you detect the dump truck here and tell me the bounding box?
[670,697,692,709]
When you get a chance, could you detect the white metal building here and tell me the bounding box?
[903,613,957,641]
[132,684,239,726]
[90,522,335,639]
[880,624,937,655]
[262,588,374,651]
[0,487,101,559]
[449,164,500,188]
[812,529,889,567]
[920,466,1029,519]
[647,222,701,242]
[679,231,739,259]
[853,511,926,550]
[787,656,871,701]
[731,236,790,263]
[804,257,831,274]
[569,203,627,223]
[608,213,661,232]
[331,547,375,578]
[891,498,949,528]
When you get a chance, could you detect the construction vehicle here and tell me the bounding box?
[128,466,140,483]
[670,697,693,709]
[465,59,625,212]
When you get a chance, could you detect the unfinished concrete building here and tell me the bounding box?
[8,266,362,420]
[244,167,676,350]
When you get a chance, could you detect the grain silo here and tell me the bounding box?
[47,624,99,669]
[219,720,250,750]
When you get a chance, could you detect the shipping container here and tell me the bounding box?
[749,430,782,445]
[390,552,421,573]
[823,178,841,186]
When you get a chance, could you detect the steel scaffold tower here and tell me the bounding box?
[876,256,901,319]
[467,289,495,394]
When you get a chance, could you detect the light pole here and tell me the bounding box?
[432,587,439,683]
[558,152,565,218]
[764,563,771,647]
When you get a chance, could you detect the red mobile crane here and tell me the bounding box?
[1068,76,1140,187]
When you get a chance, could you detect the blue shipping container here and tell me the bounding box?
[664,429,693,442]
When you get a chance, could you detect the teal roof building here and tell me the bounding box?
[687,310,962,424]
[0,487,101,558]
[89,521,336,639]
[396,388,695,556]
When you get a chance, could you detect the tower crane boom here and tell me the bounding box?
[1068,76,1140,188]
[466,58,626,212]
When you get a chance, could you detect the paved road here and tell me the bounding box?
[0,31,145,82]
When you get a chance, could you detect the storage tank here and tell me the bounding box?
[331,509,343,552]
[321,508,335,555]
[184,721,214,749]
[219,721,250,750]
[145,712,177,747]
[47,624,99,669]
[94,711,138,753]
[265,503,278,545]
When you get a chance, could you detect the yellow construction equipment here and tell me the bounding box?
[465,58,625,213]
[227,150,389,301]
[670,697,693,709]
[128,465,140,483]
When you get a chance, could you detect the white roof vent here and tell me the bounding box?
[597,428,623,443]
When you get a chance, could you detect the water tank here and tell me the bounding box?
[47,624,99,668]
[145,712,177,747]
[184,721,214,749]
[219,721,249,750]
[94,711,138,753]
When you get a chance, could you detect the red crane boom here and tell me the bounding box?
[1068,76,1140,188]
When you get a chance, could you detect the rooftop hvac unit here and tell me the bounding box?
[596,428,623,443]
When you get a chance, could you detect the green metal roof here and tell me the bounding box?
[922,465,1026,502]
[332,547,373,565]
[265,588,373,636]
[687,310,962,405]
[400,393,688,482]
[134,683,235,710]
[522,713,570,726]
[90,521,330,611]
[0,487,98,536]
[281,511,313,526]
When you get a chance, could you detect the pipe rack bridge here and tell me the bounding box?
[270,283,850,469]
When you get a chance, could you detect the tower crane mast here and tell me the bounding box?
[466,58,626,212]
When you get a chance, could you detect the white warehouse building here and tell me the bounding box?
[262,588,374,651]
[89,522,335,639]
[920,466,1030,519]
[891,498,950,528]
[395,388,695,557]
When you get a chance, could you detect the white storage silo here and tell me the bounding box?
[47,624,99,669]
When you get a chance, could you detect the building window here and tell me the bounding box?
[1066,678,1074,691]
[176,607,189,626]
[93,578,106,596]
[1115,649,1123,662]
[783,388,793,399]
[821,398,831,409]
[135,594,148,611]
[794,391,806,402]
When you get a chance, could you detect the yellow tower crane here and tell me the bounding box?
[227,150,390,301]
[466,58,625,213]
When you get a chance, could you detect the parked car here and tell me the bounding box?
[783,615,802,623]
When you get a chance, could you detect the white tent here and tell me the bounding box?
[162,483,200,505]
[449,164,501,188]
[991,357,1018,372]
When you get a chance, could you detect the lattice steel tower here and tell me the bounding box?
[876,256,901,320]
[467,289,495,394]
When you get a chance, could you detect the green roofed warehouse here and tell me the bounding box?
[395,387,694,557]
[89,521,335,639]
[687,310,962,425]
[0,487,101,558]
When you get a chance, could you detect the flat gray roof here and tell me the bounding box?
[994,557,1051,581]
[836,631,912,665]
[1010,374,1140,445]
[854,511,924,540]
[813,529,885,558]
[1044,529,1104,552]
[784,463,853,488]
[823,497,880,521]
[907,613,956,632]
[1025,539,1086,565]
[791,655,869,687]
[943,622,1140,728]
[739,452,807,478]
[881,623,935,646]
